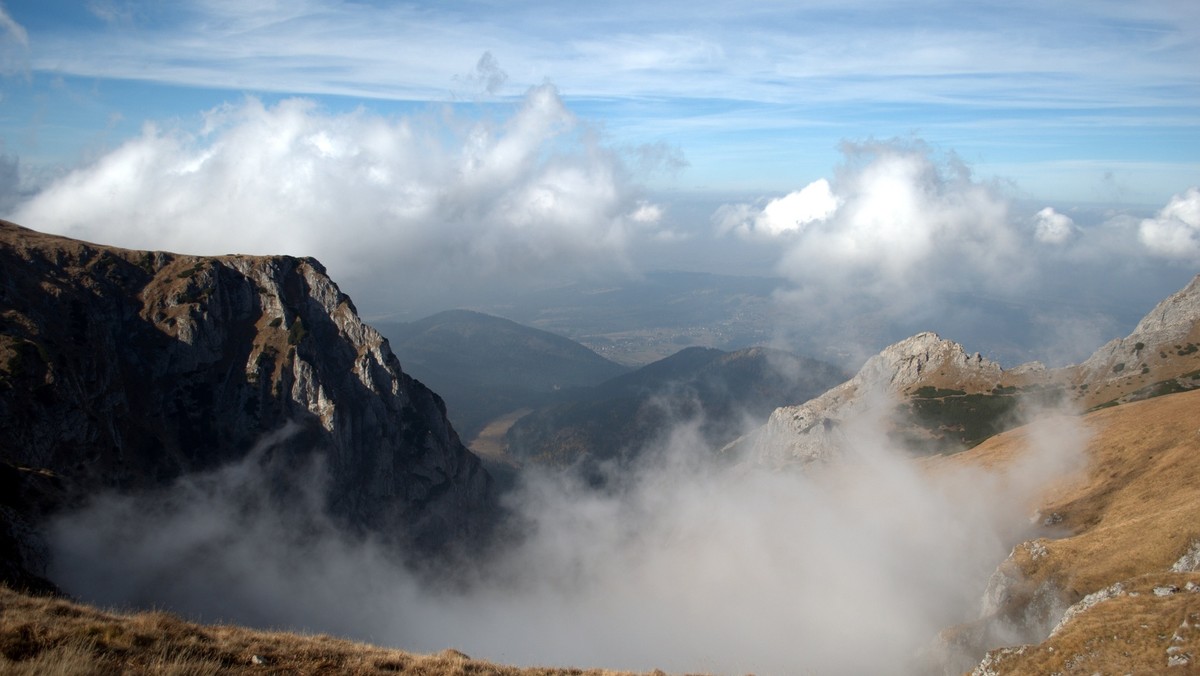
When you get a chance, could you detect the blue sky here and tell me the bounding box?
[1,0,1198,357]
[2,0,1197,201]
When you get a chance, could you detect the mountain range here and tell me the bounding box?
[734,276,1200,468]
[505,345,846,476]
[373,309,629,441]
[1,219,1199,674]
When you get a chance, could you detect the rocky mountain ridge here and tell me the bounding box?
[737,274,1200,466]
[504,344,846,473]
[0,220,494,587]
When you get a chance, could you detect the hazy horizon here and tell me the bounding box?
[1,1,1197,366]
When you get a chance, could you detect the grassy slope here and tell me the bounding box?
[4,366,1197,675]
[933,388,1200,674]
[0,585,685,676]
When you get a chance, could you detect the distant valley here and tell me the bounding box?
[378,309,846,486]
[375,270,785,367]
[374,310,630,441]
[3,220,1200,675]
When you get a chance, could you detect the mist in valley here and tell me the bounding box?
[47,386,1089,675]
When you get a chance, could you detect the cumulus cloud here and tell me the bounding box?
[711,142,1200,365]
[716,178,839,237]
[1138,187,1200,261]
[779,142,1017,298]
[9,85,668,313]
[715,141,1028,356]
[1033,207,1076,244]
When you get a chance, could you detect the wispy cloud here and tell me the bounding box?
[0,1,29,77]
[5,1,1196,203]
[21,2,1198,110]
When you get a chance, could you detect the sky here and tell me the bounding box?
[0,0,1198,357]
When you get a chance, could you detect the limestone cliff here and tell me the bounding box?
[736,274,1200,466]
[1072,274,1200,408]
[0,220,494,585]
[739,332,1028,465]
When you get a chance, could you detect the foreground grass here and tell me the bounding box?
[0,585,676,676]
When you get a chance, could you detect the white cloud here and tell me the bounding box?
[721,141,1019,318]
[1033,207,1076,244]
[11,85,667,311]
[0,1,28,76]
[1138,187,1200,261]
[718,178,839,238]
[712,144,1200,364]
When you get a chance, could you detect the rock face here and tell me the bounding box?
[0,220,494,578]
[1072,274,1200,407]
[740,332,1018,464]
[738,274,1200,466]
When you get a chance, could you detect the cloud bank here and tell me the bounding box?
[47,401,1088,675]
[10,85,667,313]
[717,141,1200,364]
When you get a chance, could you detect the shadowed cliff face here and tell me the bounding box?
[0,220,494,569]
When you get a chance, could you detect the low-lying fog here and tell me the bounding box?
[48,397,1087,675]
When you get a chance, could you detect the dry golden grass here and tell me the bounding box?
[933,388,1200,673]
[953,388,1200,597]
[0,585,684,676]
[975,573,1200,674]
[466,408,531,465]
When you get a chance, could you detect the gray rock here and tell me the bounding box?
[0,220,495,583]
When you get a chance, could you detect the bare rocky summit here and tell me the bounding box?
[0,220,494,587]
[1072,274,1200,407]
[738,331,1032,464]
[736,274,1200,466]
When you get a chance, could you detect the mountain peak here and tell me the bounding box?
[860,331,1002,394]
[1075,273,1200,399]
[1130,273,1200,337]
[0,220,496,571]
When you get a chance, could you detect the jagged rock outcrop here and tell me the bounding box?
[1071,274,1200,407]
[0,220,494,583]
[738,332,1024,465]
[736,274,1200,467]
